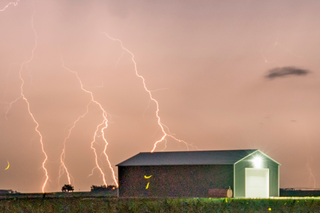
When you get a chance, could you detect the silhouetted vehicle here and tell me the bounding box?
[90,185,116,192]
[0,189,15,194]
[61,184,74,192]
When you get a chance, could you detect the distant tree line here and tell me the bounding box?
[280,188,320,197]
[61,184,116,192]
[91,185,116,192]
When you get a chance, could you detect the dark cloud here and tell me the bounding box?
[265,67,310,79]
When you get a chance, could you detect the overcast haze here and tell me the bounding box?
[1,0,320,192]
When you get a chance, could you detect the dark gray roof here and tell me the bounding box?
[117,149,258,166]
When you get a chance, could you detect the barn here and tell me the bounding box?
[117,149,280,198]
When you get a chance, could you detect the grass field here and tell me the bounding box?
[1,196,320,212]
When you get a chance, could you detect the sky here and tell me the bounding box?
[0,0,320,193]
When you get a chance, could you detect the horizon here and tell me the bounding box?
[1,0,320,193]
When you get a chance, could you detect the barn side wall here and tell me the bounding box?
[234,153,279,198]
[118,165,233,198]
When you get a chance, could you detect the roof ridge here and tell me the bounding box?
[117,149,259,166]
[139,149,258,154]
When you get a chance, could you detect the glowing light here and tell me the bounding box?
[146,182,150,189]
[4,161,10,170]
[0,0,20,12]
[61,58,118,187]
[252,156,262,169]
[103,32,196,152]
[144,175,152,189]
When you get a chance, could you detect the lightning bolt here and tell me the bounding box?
[15,0,49,193]
[0,0,20,12]
[61,57,118,187]
[58,102,91,186]
[3,1,195,191]
[302,123,317,189]
[114,51,125,68]
[4,96,21,120]
[306,162,316,189]
[102,32,196,153]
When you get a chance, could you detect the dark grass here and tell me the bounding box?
[1,197,320,213]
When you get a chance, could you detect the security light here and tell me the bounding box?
[252,156,262,168]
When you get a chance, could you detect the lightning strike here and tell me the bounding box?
[306,162,316,189]
[2,0,52,193]
[18,62,50,193]
[61,58,118,187]
[58,102,91,185]
[302,125,317,189]
[4,96,22,120]
[88,167,97,178]
[114,51,125,68]
[103,32,194,153]
[0,0,20,12]
[100,113,119,187]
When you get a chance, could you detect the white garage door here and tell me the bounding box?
[245,168,269,198]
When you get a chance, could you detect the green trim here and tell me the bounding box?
[278,165,280,196]
[234,150,281,166]
[233,164,235,197]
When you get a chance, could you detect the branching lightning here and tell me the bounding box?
[2,0,319,194]
[102,32,195,153]
[2,0,49,192]
[114,51,125,68]
[4,96,21,120]
[15,0,49,193]
[61,58,118,187]
[0,0,20,12]
[2,0,196,192]
[58,102,91,185]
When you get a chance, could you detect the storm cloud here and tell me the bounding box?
[265,67,310,79]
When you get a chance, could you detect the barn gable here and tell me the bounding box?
[233,150,280,198]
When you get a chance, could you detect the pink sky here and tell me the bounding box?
[1,0,320,192]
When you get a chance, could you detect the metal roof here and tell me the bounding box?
[116,149,258,166]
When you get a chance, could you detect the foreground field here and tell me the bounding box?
[1,196,320,212]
